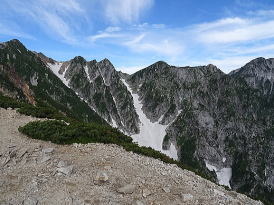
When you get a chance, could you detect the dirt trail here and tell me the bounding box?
[0,108,262,205]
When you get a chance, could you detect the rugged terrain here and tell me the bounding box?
[0,108,263,205]
[0,39,273,203]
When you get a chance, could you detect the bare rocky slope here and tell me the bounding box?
[0,108,263,205]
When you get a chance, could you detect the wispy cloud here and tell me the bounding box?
[0,21,34,39]
[102,0,154,24]
[88,24,185,58]
[196,18,274,44]
[124,33,184,57]
[3,0,86,44]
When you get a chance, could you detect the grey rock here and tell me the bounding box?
[23,197,38,205]
[57,165,74,175]
[57,160,67,168]
[181,193,193,202]
[132,200,145,205]
[40,155,51,163]
[142,188,151,198]
[162,186,170,193]
[42,148,54,154]
[117,184,136,194]
[95,171,109,183]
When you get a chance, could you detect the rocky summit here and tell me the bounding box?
[0,39,274,204]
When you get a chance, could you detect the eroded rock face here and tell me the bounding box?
[52,56,139,135]
[127,59,274,203]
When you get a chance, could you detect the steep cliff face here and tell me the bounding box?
[126,60,274,203]
[47,57,139,134]
[231,57,274,96]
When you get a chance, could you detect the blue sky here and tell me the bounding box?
[1,0,274,73]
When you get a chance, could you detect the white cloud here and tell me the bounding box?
[197,19,274,44]
[105,26,121,32]
[103,0,154,24]
[89,32,123,42]
[124,35,184,57]
[4,0,86,44]
[248,9,274,17]
[40,11,77,43]
[194,17,249,32]
[117,65,145,74]
[204,56,258,73]
[88,23,185,58]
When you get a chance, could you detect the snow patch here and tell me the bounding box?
[84,65,92,83]
[121,79,178,160]
[205,160,232,188]
[111,117,118,128]
[47,62,69,87]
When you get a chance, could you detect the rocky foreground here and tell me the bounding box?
[0,108,262,205]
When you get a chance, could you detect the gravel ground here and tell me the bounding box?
[0,108,263,205]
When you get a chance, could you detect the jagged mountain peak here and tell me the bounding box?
[148,61,170,71]
[88,59,98,64]
[100,58,112,64]
[97,58,115,70]
[2,39,28,53]
[230,57,274,95]
[233,57,274,74]
[71,56,87,65]
[7,39,23,45]
[153,60,169,66]
[197,64,224,75]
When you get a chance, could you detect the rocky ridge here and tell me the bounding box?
[1,39,273,203]
[0,108,262,205]
[47,56,139,134]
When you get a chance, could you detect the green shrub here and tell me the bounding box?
[19,120,132,145]
[17,104,71,122]
[0,94,72,122]
[0,94,26,109]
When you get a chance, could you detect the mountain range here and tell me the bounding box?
[0,39,273,204]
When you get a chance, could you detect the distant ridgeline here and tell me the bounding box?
[0,39,273,204]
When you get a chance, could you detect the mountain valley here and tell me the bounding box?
[0,39,273,204]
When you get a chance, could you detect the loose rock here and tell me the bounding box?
[95,171,109,184]
[40,155,51,163]
[57,165,74,175]
[181,193,194,202]
[117,184,136,194]
[163,186,171,193]
[57,160,67,168]
[42,148,54,154]
[23,197,38,205]
[142,188,152,198]
[132,200,145,205]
